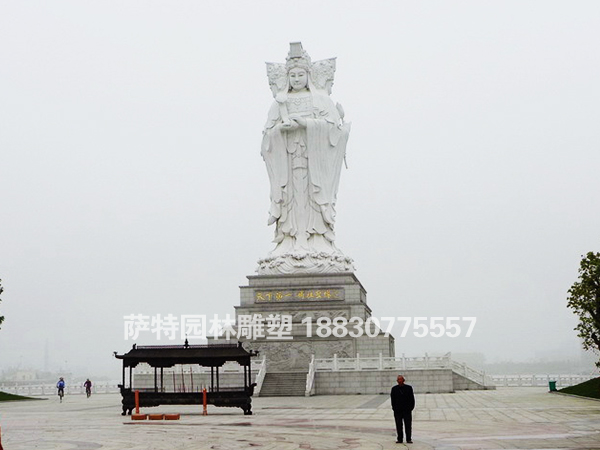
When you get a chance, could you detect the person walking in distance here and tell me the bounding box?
[391,375,415,444]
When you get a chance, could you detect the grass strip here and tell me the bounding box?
[558,377,600,399]
[0,391,38,401]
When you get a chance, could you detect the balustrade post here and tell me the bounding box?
[355,353,360,371]
[379,353,383,370]
[333,354,338,372]
[425,353,429,368]
[402,353,406,370]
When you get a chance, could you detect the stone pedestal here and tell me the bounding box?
[236,273,395,371]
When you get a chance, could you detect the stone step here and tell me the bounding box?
[261,390,305,394]
[262,380,305,384]
[261,384,305,389]
[265,373,306,376]
[259,372,308,397]
[263,376,306,380]
[261,387,304,389]
[259,392,304,397]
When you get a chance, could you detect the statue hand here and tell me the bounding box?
[291,117,307,128]
[280,120,299,131]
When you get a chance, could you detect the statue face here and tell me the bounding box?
[289,68,308,91]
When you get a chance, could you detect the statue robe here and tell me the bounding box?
[261,90,350,253]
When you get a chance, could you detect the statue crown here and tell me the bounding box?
[286,42,311,71]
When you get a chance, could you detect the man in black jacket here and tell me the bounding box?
[390,375,415,443]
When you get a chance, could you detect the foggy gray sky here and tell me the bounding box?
[1,1,599,378]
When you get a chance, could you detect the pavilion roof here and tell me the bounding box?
[114,342,258,368]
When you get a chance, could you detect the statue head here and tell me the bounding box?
[288,67,308,92]
[286,43,312,93]
[266,42,336,97]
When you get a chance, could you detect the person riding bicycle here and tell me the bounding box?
[84,379,92,397]
[57,377,65,401]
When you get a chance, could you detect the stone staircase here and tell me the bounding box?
[259,372,307,397]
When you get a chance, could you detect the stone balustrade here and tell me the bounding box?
[491,374,595,387]
[0,382,120,396]
[314,353,452,372]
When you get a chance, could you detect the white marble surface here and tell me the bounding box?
[259,43,353,275]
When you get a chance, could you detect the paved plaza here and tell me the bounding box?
[1,387,600,449]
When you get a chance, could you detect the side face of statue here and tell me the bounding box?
[258,42,354,275]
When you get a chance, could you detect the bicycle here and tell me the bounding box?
[84,379,92,398]
[58,387,64,403]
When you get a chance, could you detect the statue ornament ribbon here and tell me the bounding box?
[257,42,354,275]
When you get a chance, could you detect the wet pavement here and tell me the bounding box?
[1,387,599,449]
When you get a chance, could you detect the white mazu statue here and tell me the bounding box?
[257,42,354,275]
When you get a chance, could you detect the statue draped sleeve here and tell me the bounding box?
[306,93,350,226]
[261,101,288,223]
